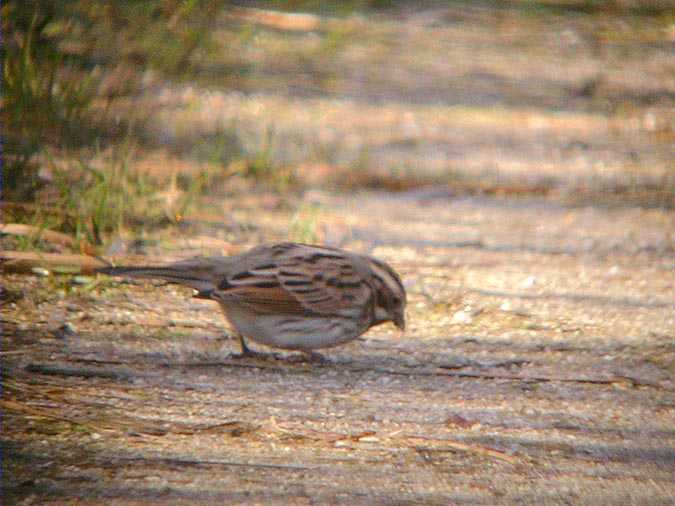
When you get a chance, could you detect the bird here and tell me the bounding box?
[97,242,406,360]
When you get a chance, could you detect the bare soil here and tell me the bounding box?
[3,192,674,505]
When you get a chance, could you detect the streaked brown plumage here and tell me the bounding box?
[98,242,406,358]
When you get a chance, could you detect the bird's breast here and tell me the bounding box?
[217,302,368,351]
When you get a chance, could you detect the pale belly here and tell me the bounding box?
[219,304,367,351]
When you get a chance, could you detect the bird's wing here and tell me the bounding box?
[211,284,310,314]
[214,244,372,315]
[276,246,372,313]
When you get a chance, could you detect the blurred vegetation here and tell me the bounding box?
[2,0,226,195]
[1,0,673,254]
[1,1,380,239]
[2,0,234,248]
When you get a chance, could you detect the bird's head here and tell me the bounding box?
[368,258,407,331]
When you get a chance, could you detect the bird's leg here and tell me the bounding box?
[288,350,329,364]
[238,333,251,355]
[229,333,268,359]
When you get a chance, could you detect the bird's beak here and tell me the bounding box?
[394,314,405,331]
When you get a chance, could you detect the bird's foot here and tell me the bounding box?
[229,334,329,363]
[228,334,272,360]
[282,351,330,364]
[228,349,272,360]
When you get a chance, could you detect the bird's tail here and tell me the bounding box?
[97,262,217,292]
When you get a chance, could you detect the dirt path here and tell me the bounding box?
[3,193,674,504]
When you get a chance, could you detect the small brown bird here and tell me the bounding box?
[98,242,406,359]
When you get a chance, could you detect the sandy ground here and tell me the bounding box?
[3,4,674,504]
[132,3,673,201]
[3,192,674,505]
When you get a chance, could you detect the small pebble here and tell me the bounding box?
[32,267,50,277]
[51,322,77,339]
[520,276,537,288]
[452,309,473,324]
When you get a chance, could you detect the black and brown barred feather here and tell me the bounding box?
[96,242,406,353]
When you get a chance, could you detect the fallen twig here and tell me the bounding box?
[227,7,321,32]
[0,399,87,427]
[1,250,107,274]
[117,456,313,471]
[170,421,259,436]
[26,363,137,381]
[431,368,662,388]
[0,223,77,249]
[363,366,666,389]
[268,417,377,444]
[406,434,519,464]
[0,348,39,355]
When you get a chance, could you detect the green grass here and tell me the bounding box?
[2,6,97,198]
[24,143,161,251]
[288,203,322,243]
[3,0,230,201]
